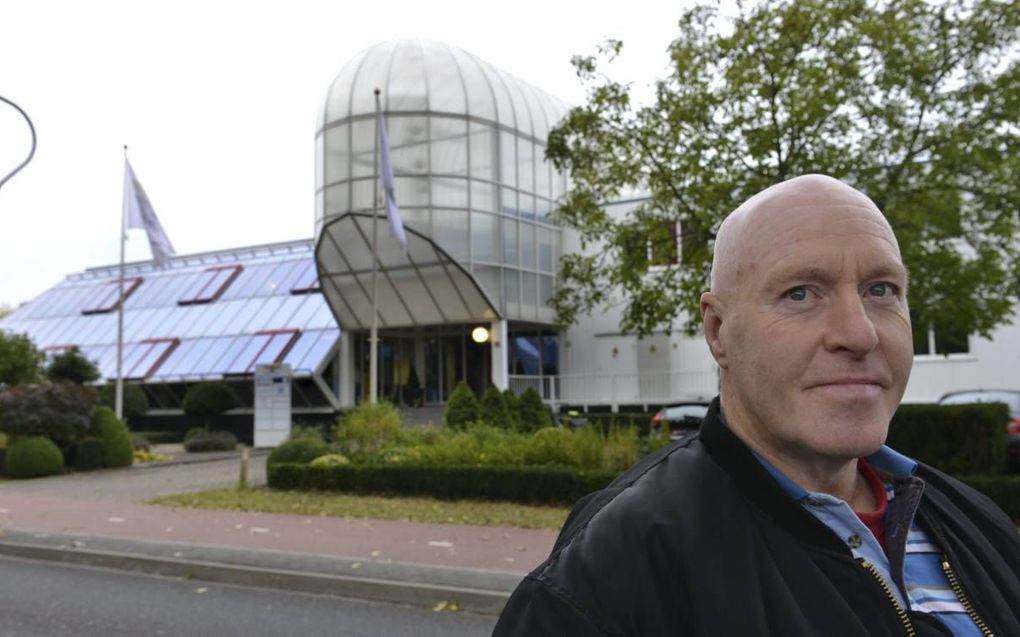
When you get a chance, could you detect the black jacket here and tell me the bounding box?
[493,399,1020,636]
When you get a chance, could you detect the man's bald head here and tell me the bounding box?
[709,174,897,298]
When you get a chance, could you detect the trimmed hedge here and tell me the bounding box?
[6,436,64,479]
[73,437,105,472]
[268,463,617,505]
[888,403,1008,475]
[91,406,134,468]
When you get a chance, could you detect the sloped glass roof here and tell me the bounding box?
[0,240,339,383]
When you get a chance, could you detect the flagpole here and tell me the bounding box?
[115,146,128,419]
[369,88,381,404]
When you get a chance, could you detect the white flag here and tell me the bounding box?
[123,159,175,266]
[378,111,407,251]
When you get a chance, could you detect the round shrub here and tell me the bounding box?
[45,348,100,384]
[98,383,150,419]
[90,406,134,468]
[6,436,64,479]
[481,385,513,429]
[309,453,351,468]
[444,381,480,429]
[181,381,238,429]
[517,387,553,431]
[267,438,330,467]
[334,402,402,460]
[183,430,237,452]
[72,437,105,472]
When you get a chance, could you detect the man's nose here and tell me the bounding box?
[822,289,879,356]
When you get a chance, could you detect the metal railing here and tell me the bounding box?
[509,369,719,407]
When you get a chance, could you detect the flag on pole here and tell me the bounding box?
[123,159,175,266]
[377,111,407,251]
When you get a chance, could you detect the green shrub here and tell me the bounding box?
[183,430,237,452]
[185,427,207,441]
[481,386,514,429]
[45,348,100,384]
[130,430,182,444]
[518,387,552,432]
[267,437,330,467]
[603,427,639,472]
[0,331,44,387]
[90,406,133,468]
[181,381,238,429]
[289,424,327,443]
[334,402,402,460]
[309,453,351,468]
[98,384,150,419]
[523,427,572,466]
[5,436,64,479]
[268,462,617,505]
[567,426,603,470]
[887,403,1007,475]
[502,389,521,429]
[957,475,1020,519]
[0,381,96,448]
[444,381,480,429]
[72,437,105,472]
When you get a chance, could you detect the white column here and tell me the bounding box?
[338,331,355,407]
[490,319,509,391]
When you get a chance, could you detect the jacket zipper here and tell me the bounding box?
[858,558,916,636]
[940,557,994,636]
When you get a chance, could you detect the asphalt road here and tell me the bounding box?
[0,556,497,637]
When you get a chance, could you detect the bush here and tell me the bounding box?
[0,331,44,387]
[0,381,96,448]
[267,437,330,467]
[481,386,514,429]
[518,387,552,431]
[5,436,64,479]
[90,406,133,468]
[502,389,521,429]
[887,403,1007,475]
[523,427,572,466]
[566,426,604,470]
[183,430,237,452]
[45,348,100,384]
[98,384,150,419]
[72,437,105,472]
[957,475,1020,519]
[268,462,617,505]
[309,453,351,468]
[444,381,480,429]
[603,427,639,472]
[334,402,402,460]
[289,424,327,443]
[181,381,238,429]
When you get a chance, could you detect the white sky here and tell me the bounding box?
[0,0,692,309]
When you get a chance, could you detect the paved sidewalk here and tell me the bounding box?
[0,447,557,613]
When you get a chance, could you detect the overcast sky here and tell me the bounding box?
[0,0,696,309]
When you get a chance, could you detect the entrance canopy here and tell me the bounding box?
[316,212,500,330]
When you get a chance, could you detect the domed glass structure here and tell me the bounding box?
[315,39,569,325]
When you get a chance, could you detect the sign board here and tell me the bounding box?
[254,363,292,447]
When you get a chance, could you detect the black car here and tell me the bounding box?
[651,402,709,440]
[938,389,1020,472]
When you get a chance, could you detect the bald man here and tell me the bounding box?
[493,175,1020,636]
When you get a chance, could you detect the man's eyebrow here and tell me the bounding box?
[766,263,909,286]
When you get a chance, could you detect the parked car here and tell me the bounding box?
[651,402,710,440]
[937,390,1020,472]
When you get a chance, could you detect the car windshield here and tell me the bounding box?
[939,392,1020,417]
[665,405,708,420]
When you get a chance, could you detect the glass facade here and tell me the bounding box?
[315,39,569,325]
[0,240,340,386]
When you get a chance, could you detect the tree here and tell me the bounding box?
[0,381,97,449]
[0,331,43,387]
[0,304,12,319]
[181,381,238,430]
[547,0,1020,339]
[45,348,100,384]
[480,385,514,429]
[443,381,480,429]
[98,383,150,419]
[502,388,522,430]
[518,387,553,432]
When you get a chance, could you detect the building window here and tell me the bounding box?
[223,329,300,375]
[123,337,180,379]
[912,317,969,356]
[509,330,559,376]
[81,277,144,315]
[289,262,321,295]
[178,265,243,305]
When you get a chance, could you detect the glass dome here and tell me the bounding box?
[315,39,571,326]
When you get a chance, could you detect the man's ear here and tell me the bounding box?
[700,292,728,369]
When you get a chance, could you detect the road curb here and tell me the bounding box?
[0,532,516,615]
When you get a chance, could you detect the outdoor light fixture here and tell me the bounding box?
[471,326,490,343]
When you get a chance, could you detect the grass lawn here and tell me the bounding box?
[149,488,571,530]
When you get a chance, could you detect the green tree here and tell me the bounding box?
[480,385,514,429]
[547,0,1020,338]
[98,383,150,419]
[45,348,100,384]
[518,387,553,432]
[0,331,43,388]
[181,381,238,430]
[502,388,522,430]
[443,381,480,429]
[0,381,97,449]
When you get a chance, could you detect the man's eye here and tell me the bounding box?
[868,282,898,297]
[784,287,809,301]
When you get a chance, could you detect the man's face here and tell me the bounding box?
[705,188,913,468]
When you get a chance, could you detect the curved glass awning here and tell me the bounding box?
[315,212,500,330]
